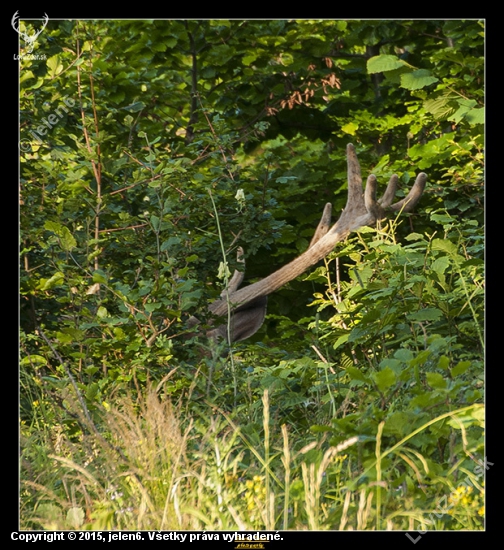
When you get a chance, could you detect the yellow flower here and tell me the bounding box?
[448,485,473,506]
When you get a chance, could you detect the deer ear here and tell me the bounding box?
[230,296,268,342]
[206,296,267,343]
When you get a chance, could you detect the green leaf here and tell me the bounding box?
[367,55,405,73]
[384,412,411,437]
[451,361,471,376]
[38,272,65,290]
[144,302,161,313]
[447,409,483,429]
[410,350,431,367]
[276,176,298,184]
[341,122,358,135]
[361,308,382,323]
[471,406,484,423]
[333,334,349,349]
[407,308,443,322]
[424,95,457,120]
[56,328,84,343]
[36,503,63,530]
[150,215,160,231]
[86,382,100,401]
[20,354,48,367]
[431,238,458,256]
[400,69,438,90]
[450,98,477,124]
[448,99,484,126]
[426,372,446,389]
[20,70,35,84]
[243,53,257,66]
[393,348,414,363]
[379,358,403,374]
[60,227,77,251]
[346,366,370,383]
[429,211,455,225]
[44,221,76,251]
[453,102,484,126]
[372,367,396,391]
[97,306,109,318]
[464,107,484,125]
[92,270,108,283]
[161,236,182,251]
[124,101,146,113]
[431,256,450,276]
[85,366,99,375]
[404,233,424,242]
[47,55,63,78]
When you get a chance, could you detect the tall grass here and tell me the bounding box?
[20,382,484,531]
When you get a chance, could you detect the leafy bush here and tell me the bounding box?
[19,19,484,531]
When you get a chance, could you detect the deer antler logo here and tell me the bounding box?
[12,11,49,54]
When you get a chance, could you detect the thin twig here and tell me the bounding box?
[311,345,336,374]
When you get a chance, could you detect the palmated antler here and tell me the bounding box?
[202,143,426,342]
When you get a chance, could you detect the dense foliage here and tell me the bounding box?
[19,19,484,532]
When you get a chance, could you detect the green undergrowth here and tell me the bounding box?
[20,212,484,531]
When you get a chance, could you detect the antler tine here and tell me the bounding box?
[223,247,245,295]
[379,174,399,209]
[388,172,427,213]
[364,173,400,219]
[364,174,381,220]
[345,143,364,203]
[309,203,332,248]
[335,144,368,230]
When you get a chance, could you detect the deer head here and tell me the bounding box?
[190,143,427,343]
